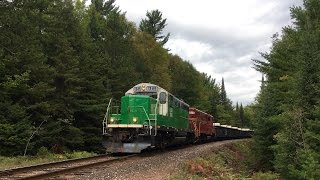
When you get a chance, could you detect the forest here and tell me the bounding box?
[1,0,319,179]
[0,0,245,156]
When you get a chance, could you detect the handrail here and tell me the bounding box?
[128,106,155,135]
[153,100,159,136]
[102,98,113,135]
[103,99,159,136]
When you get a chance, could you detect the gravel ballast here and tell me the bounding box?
[62,139,246,180]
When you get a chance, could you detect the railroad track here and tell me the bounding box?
[0,154,136,180]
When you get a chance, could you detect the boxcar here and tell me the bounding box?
[189,108,214,141]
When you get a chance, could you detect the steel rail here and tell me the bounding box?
[0,154,135,180]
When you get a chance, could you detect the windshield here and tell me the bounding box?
[134,92,158,99]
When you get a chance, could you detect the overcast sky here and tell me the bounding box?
[115,0,303,105]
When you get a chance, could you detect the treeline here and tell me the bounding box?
[251,0,320,179]
[0,0,248,156]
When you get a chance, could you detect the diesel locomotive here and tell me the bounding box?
[102,83,253,153]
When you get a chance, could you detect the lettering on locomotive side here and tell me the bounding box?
[133,85,158,93]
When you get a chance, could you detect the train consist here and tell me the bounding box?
[102,83,253,153]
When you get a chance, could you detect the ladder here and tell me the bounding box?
[190,118,201,138]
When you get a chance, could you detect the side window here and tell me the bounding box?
[169,95,174,107]
[169,108,173,117]
[159,92,167,104]
[173,98,179,107]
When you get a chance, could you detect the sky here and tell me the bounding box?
[115,0,303,105]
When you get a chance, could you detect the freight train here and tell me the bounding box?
[102,83,253,153]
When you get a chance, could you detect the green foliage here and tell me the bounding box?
[64,151,93,159]
[168,140,279,180]
[239,104,244,126]
[139,9,170,45]
[0,120,33,156]
[251,172,280,180]
[216,78,236,126]
[169,55,203,106]
[252,0,320,178]
[0,150,95,170]
[132,32,171,90]
[243,105,256,128]
[37,147,51,157]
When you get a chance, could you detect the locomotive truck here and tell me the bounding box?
[102,83,253,153]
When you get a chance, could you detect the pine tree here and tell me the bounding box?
[217,78,235,125]
[32,0,86,152]
[220,78,227,104]
[139,9,170,45]
[201,73,220,116]
[0,0,51,155]
[252,1,320,177]
[168,55,203,105]
[285,1,320,178]
[261,74,266,89]
[239,103,244,127]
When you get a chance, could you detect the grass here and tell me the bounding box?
[167,140,280,180]
[0,147,96,170]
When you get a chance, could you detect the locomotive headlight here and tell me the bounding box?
[110,117,115,123]
[132,117,138,123]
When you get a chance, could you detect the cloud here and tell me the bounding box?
[116,0,304,105]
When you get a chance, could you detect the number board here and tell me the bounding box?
[133,85,158,93]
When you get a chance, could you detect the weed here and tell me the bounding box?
[168,140,280,179]
[0,150,95,170]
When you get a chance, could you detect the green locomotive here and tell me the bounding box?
[102,83,190,153]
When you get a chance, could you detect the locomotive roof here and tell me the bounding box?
[189,107,213,117]
[125,83,162,94]
[125,83,189,107]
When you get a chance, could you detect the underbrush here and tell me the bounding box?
[0,147,95,170]
[168,140,280,180]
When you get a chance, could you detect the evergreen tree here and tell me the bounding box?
[261,74,265,89]
[220,78,227,104]
[239,103,244,126]
[234,102,240,126]
[252,1,320,178]
[236,102,239,112]
[132,32,171,90]
[0,0,50,155]
[33,0,85,152]
[169,55,197,102]
[201,73,220,116]
[139,9,170,45]
[217,78,235,125]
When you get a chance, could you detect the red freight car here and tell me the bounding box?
[189,107,215,141]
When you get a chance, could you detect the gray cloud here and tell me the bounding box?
[117,0,303,105]
[166,23,267,73]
